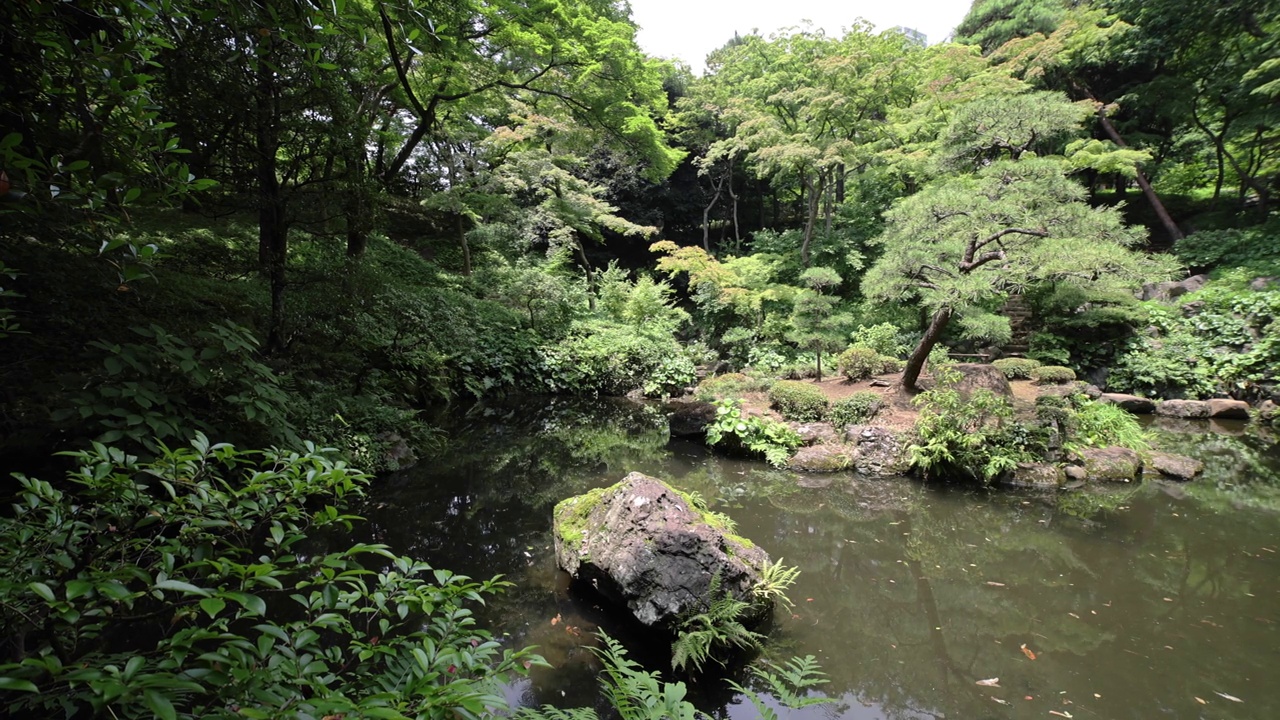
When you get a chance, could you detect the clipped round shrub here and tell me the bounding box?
[993,357,1042,379]
[838,347,902,381]
[1031,365,1077,385]
[768,380,829,422]
[829,392,883,428]
[696,372,760,400]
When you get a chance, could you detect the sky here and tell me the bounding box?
[628,0,974,74]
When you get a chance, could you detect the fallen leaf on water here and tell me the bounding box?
[1024,695,1034,701]
[1020,643,1037,660]
[1048,712,1073,719]
[550,614,561,626]
[565,625,581,637]
[1194,697,1207,705]
[986,581,1006,587]
[976,678,1000,687]
[1068,612,1080,619]
[991,697,1009,705]
[1215,692,1243,703]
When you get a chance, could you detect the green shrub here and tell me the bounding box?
[908,369,1041,482]
[696,372,769,401]
[768,380,830,422]
[1031,365,1077,384]
[539,322,684,396]
[849,322,909,357]
[0,436,541,719]
[836,347,898,381]
[1068,397,1150,451]
[828,392,883,428]
[705,399,803,467]
[993,357,1042,379]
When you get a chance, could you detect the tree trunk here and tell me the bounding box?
[456,213,471,276]
[256,38,289,355]
[702,174,725,252]
[901,307,953,392]
[727,156,741,251]
[1096,108,1183,242]
[575,237,596,311]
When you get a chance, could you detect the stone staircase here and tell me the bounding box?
[1001,294,1032,356]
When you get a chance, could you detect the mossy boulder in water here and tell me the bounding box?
[552,472,770,628]
[1076,446,1143,483]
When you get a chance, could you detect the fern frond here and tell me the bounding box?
[752,557,800,612]
[514,706,601,720]
[729,655,832,712]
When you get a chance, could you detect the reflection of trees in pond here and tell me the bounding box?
[1149,429,1280,512]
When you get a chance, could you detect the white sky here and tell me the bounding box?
[628,0,973,74]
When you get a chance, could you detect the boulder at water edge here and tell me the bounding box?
[1076,446,1143,483]
[552,472,770,628]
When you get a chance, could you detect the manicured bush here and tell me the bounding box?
[768,380,829,422]
[696,372,765,400]
[829,392,883,428]
[993,357,1042,379]
[837,347,899,381]
[1031,365,1077,384]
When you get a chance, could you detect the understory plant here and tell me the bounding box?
[828,392,884,428]
[992,357,1041,379]
[0,436,541,719]
[908,370,1039,482]
[1066,397,1150,452]
[836,347,900,381]
[767,380,829,422]
[671,584,763,674]
[705,399,803,467]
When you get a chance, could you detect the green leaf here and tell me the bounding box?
[199,597,226,618]
[0,677,39,693]
[155,579,210,597]
[144,689,177,720]
[29,582,55,602]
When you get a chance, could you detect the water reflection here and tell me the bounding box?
[359,399,1280,720]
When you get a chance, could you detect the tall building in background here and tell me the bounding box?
[891,26,927,46]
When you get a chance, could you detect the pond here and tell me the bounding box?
[356,398,1280,720]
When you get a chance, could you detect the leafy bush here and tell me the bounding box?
[539,322,684,396]
[746,345,788,375]
[705,399,803,467]
[1174,222,1280,275]
[849,322,909,358]
[908,370,1040,482]
[54,321,296,453]
[828,392,884,428]
[993,357,1042,379]
[643,353,698,398]
[696,373,768,401]
[1031,365,1077,384]
[767,380,829,422]
[837,347,898,381]
[1068,397,1150,451]
[0,436,541,719]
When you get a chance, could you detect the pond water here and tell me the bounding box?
[358,398,1280,720]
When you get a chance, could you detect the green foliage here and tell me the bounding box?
[1110,279,1280,399]
[1031,365,1077,384]
[53,322,295,453]
[993,357,1043,379]
[746,346,789,375]
[727,656,833,720]
[828,392,885,429]
[1068,398,1150,452]
[786,291,854,382]
[1174,223,1280,275]
[539,322,685,396]
[767,381,829,422]
[696,373,770,401]
[705,400,803,467]
[671,578,763,674]
[837,347,899,381]
[849,322,910,358]
[909,371,1039,482]
[0,436,540,719]
[752,558,801,613]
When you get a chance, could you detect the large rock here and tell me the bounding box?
[1076,447,1143,483]
[665,399,717,439]
[844,425,910,476]
[786,445,852,473]
[1100,393,1156,414]
[789,422,841,446]
[1156,399,1212,418]
[949,363,1014,400]
[553,473,769,628]
[1147,452,1204,481]
[1005,462,1065,489]
[1206,398,1250,420]
[1140,274,1207,302]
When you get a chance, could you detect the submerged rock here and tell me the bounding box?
[664,399,717,439]
[1076,447,1143,483]
[1147,452,1205,481]
[552,472,769,628]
